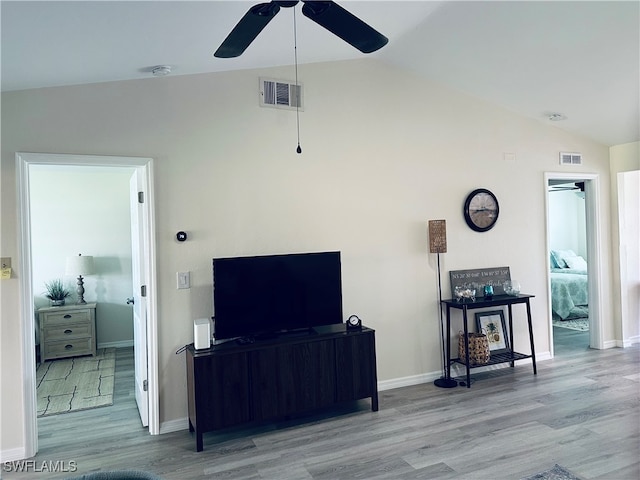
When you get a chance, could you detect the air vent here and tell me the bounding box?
[559,152,582,166]
[259,77,303,111]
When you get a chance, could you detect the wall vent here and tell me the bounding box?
[259,77,303,111]
[559,152,582,165]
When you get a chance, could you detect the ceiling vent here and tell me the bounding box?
[259,77,303,111]
[559,152,582,166]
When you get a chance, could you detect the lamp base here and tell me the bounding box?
[434,377,458,388]
[76,275,87,304]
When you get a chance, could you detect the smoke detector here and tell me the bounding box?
[548,113,567,121]
[151,65,172,77]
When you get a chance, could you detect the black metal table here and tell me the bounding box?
[441,294,537,388]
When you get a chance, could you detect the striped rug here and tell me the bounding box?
[552,318,589,331]
[36,348,115,417]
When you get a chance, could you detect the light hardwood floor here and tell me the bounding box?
[7,335,639,480]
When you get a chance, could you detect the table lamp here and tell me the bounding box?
[65,254,95,304]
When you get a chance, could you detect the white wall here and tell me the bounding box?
[1,59,615,456]
[609,142,640,344]
[548,188,587,258]
[29,165,135,347]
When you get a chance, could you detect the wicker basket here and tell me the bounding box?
[458,331,491,365]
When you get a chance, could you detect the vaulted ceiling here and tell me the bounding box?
[2,1,638,146]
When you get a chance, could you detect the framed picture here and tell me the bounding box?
[475,310,509,352]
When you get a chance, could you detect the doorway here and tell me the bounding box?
[544,172,604,358]
[16,153,159,458]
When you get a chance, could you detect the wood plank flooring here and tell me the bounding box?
[6,338,639,480]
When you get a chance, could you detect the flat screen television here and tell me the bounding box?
[212,251,343,340]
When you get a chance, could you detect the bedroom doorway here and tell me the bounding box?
[545,173,604,357]
[16,153,159,459]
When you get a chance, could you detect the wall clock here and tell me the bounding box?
[464,188,499,232]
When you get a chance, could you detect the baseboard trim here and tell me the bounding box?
[98,340,134,349]
[159,417,189,434]
[378,372,437,391]
[621,336,639,348]
[378,354,551,391]
[0,446,27,463]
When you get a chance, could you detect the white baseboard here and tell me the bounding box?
[98,340,134,349]
[378,372,438,391]
[0,447,27,463]
[378,354,551,391]
[159,417,189,434]
[603,339,619,349]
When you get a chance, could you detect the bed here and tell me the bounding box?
[550,250,589,320]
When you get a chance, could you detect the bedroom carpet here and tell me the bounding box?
[520,464,584,480]
[36,348,115,417]
[552,318,589,331]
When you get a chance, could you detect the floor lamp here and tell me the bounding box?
[429,220,457,388]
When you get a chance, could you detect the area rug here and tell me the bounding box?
[521,464,584,480]
[36,348,115,417]
[552,318,589,331]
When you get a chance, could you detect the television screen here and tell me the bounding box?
[213,251,343,340]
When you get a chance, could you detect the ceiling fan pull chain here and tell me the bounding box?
[294,5,302,154]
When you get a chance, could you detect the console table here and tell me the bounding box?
[441,294,536,388]
[186,324,378,451]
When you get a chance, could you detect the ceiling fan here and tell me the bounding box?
[214,1,389,58]
[549,182,585,192]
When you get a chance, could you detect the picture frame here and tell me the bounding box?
[475,310,509,353]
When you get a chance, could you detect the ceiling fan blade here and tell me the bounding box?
[214,2,282,58]
[301,1,388,54]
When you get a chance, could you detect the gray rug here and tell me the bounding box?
[521,464,583,480]
[36,348,115,417]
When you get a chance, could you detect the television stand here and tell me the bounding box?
[186,324,378,452]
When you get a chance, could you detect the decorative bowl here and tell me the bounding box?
[503,280,521,296]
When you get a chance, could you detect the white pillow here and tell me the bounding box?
[553,249,577,268]
[564,255,587,271]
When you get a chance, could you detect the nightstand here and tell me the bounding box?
[38,303,97,361]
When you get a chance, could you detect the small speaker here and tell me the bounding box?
[194,318,211,350]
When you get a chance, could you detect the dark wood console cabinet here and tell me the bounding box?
[186,324,378,451]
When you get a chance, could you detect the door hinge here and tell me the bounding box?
[138,191,144,204]
[141,285,147,297]
[143,379,148,392]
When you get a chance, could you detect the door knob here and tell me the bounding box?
[126,297,135,305]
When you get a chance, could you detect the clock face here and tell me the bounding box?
[464,189,499,232]
[348,315,359,325]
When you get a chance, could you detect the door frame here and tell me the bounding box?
[544,172,604,356]
[16,152,159,458]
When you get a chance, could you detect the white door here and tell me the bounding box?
[130,169,149,427]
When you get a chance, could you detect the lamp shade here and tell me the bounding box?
[428,220,447,254]
[65,254,95,276]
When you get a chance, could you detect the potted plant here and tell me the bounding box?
[44,279,71,306]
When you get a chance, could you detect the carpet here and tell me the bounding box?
[552,318,589,331]
[521,464,584,480]
[36,348,115,417]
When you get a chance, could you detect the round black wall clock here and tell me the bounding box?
[463,188,499,232]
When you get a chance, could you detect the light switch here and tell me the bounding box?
[1,258,11,280]
[177,271,190,289]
